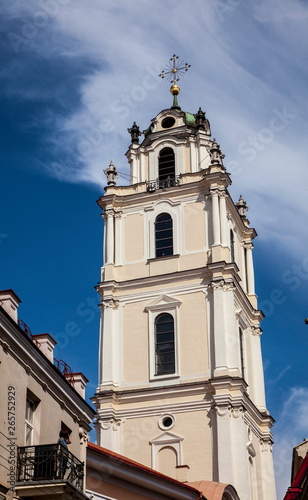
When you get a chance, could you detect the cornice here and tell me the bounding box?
[0,310,95,426]
[93,380,212,404]
[96,266,212,296]
[225,191,257,240]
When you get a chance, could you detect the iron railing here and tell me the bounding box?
[54,358,73,376]
[16,444,84,491]
[18,319,32,337]
[146,175,180,192]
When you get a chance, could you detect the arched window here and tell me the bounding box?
[230,229,235,262]
[155,213,173,258]
[159,148,175,184]
[155,313,175,375]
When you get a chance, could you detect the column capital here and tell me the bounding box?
[210,188,220,196]
[211,279,225,291]
[105,209,115,217]
[259,437,273,452]
[210,280,235,292]
[210,188,226,197]
[213,404,245,418]
[100,417,125,431]
[100,299,119,310]
[250,326,262,337]
[218,190,227,198]
[243,241,254,250]
[213,404,231,417]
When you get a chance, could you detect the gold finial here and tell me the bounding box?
[159,54,191,96]
[170,84,180,95]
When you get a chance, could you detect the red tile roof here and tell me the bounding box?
[188,481,229,500]
[87,442,237,500]
[87,441,200,494]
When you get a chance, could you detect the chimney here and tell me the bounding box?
[0,289,21,322]
[31,333,57,363]
[65,372,89,399]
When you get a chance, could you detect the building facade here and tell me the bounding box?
[0,289,95,500]
[93,86,276,500]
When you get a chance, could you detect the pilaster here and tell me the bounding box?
[248,327,266,412]
[98,299,120,389]
[211,280,241,377]
[104,209,115,264]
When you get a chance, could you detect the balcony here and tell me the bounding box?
[15,444,87,500]
[146,175,180,192]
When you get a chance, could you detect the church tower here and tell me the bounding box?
[93,57,276,500]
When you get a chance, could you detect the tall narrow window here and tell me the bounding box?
[230,229,235,262]
[155,213,173,257]
[25,398,35,445]
[159,148,175,183]
[239,327,245,379]
[155,313,175,375]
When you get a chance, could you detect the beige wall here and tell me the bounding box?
[184,202,206,252]
[121,409,212,483]
[178,292,209,377]
[123,300,149,383]
[158,447,177,478]
[124,213,144,262]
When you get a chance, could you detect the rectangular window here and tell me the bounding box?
[155,213,173,258]
[155,313,175,375]
[239,328,245,379]
[25,398,36,446]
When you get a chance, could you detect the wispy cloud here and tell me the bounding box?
[273,386,308,499]
[1,1,308,240]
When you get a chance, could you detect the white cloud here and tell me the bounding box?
[2,3,307,496]
[2,2,308,251]
[273,387,308,499]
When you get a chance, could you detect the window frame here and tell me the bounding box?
[25,397,36,446]
[154,313,175,376]
[145,295,181,381]
[230,229,235,262]
[239,327,245,380]
[158,147,175,183]
[146,202,180,260]
[155,213,173,258]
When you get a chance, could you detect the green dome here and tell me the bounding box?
[183,112,197,128]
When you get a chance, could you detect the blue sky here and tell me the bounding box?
[1,1,307,497]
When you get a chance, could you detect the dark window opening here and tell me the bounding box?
[239,327,245,379]
[159,148,175,182]
[155,213,173,258]
[60,422,72,437]
[162,416,173,428]
[155,313,175,375]
[230,229,235,262]
[162,117,176,129]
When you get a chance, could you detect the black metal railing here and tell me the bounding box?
[146,175,180,192]
[16,444,84,491]
[54,358,73,376]
[18,319,32,337]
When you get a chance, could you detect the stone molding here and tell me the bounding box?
[211,280,236,292]
[250,326,262,337]
[213,404,245,418]
[260,437,273,452]
[100,418,125,431]
[100,299,119,310]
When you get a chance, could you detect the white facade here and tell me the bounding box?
[93,98,276,500]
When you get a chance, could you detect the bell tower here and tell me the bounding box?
[93,56,276,500]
